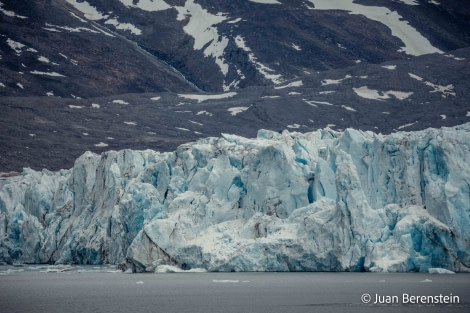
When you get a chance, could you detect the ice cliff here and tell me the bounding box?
[1,124,469,272]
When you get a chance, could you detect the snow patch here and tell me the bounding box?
[179,92,237,103]
[227,18,242,24]
[176,127,190,132]
[342,105,356,112]
[6,38,25,55]
[175,0,229,75]
[397,121,417,130]
[234,35,283,84]
[30,71,66,77]
[112,100,129,105]
[248,0,281,4]
[44,22,102,34]
[65,0,108,20]
[196,110,213,116]
[94,142,108,147]
[408,73,423,81]
[118,0,170,12]
[91,103,100,109]
[274,80,303,89]
[397,0,419,5]
[381,65,397,70]
[124,121,137,126]
[321,75,351,86]
[291,43,301,51]
[0,1,27,19]
[105,18,142,35]
[189,120,203,126]
[308,0,442,56]
[287,123,301,129]
[68,105,84,109]
[353,86,413,101]
[228,106,250,116]
[425,82,455,98]
[304,100,334,107]
[150,96,161,101]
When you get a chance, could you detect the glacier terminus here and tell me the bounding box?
[0,124,469,272]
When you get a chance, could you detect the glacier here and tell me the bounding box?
[0,123,469,272]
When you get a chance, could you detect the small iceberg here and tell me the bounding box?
[428,268,455,274]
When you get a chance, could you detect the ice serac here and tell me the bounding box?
[0,124,469,272]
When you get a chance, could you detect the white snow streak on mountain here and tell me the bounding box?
[309,0,443,56]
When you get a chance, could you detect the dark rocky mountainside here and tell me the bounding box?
[1,0,469,171]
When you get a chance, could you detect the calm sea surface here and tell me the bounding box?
[0,266,469,313]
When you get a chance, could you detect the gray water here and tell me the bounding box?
[0,266,469,313]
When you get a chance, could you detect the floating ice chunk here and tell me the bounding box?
[124,121,137,126]
[213,280,240,283]
[91,103,100,109]
[176,127,190,132]
[420,279,433,283]
[136,281,144,284]
[381,65,397,70]
[428,268,455,274]
[150,96,161,101]
[68,105,84,109]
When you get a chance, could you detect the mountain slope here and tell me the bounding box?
[0,0,469,172]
